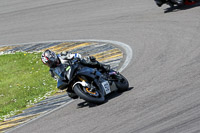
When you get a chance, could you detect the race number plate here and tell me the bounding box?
[102,81,111,94]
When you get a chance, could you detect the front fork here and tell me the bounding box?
[76,76,104,97]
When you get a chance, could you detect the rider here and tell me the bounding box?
[41,49,110,99]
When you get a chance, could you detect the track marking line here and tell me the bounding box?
[57,42,91,52]
[97,53,123,62]
[0,123,20,131]
[0,46,15,52]
[92,48,121,58]
[41,42,72,52]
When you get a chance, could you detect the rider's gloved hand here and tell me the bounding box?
[89,56,96,62]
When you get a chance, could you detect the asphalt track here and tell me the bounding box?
[1,0,200,133]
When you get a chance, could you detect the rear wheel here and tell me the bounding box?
[73,83,105,104]
[114,73,129,92]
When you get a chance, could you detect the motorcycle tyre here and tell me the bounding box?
[115,73,129,92]
[73,84,105,104]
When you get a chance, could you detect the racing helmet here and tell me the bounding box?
[41,49,58,67]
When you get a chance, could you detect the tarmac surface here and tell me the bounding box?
[1,0,200,133]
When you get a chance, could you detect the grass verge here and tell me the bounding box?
[0,52,57,121]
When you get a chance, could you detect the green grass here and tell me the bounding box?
[0,52,57,121]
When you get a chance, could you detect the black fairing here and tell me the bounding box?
[65,63,78,81]
[76,67,101,79]
[57,59,106,96]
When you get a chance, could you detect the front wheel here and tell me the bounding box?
[73,84,105,104]
[114,73,129,92]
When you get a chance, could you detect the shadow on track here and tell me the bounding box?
[76,87,134,108]
[164,2,200,13]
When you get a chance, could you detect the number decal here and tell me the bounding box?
[102,81,111,94]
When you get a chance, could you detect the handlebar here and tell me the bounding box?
[68,58,81,65]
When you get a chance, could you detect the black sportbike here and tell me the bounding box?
[56,58,129,104]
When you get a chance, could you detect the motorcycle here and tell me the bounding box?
[55,58,129,104]
[155,0,198,7]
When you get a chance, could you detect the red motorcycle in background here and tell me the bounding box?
[155,0,198,7]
